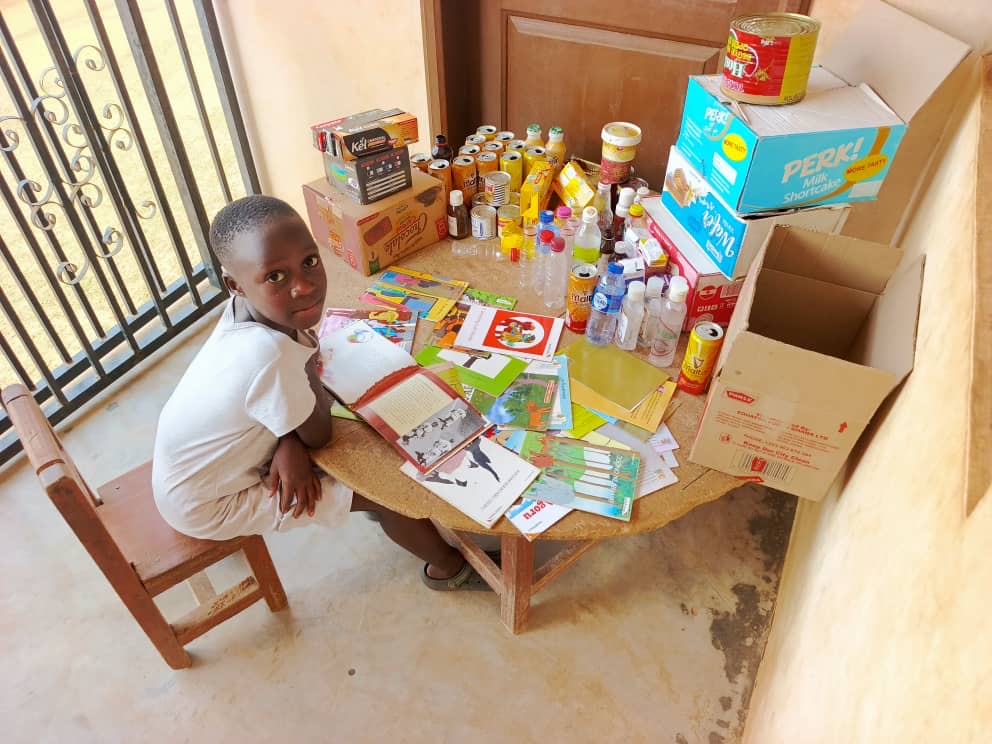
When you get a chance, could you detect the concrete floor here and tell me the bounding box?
[0,311,796,743]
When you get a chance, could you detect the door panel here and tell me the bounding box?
[506,16,720,185]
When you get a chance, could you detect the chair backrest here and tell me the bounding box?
[2,385,132,576]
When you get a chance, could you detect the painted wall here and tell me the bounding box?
[744,3,992,742]
[214,0,431,216]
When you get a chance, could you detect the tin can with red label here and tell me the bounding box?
[721,13,819,105]
[566,263,599,334]
[677,321,725,394]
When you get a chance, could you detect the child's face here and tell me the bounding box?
[223,214,327,333]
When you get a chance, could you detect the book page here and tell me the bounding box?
[318,320,414,405]
[363,373,451,435]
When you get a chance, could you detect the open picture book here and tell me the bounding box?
[318,320,489,474]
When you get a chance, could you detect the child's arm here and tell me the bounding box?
[294,351,333,449]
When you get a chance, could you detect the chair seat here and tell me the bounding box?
[96,462,247,597]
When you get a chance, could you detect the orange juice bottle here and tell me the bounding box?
[524,123,543,148]
[545,126,566,174]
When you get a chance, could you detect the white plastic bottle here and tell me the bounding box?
[649,275,689,367]
[638,275,664,350]
[544,236,568,314]
[593,181,613,232]
[573,206,601,265]
[615,280,645,351]
[534,229,555,295]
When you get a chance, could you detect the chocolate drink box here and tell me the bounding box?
[303,169,447,276]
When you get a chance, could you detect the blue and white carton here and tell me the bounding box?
[662,146,849,280]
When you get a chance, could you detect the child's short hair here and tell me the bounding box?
[209,195,299,263]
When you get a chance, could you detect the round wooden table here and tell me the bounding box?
[310,236,741,632]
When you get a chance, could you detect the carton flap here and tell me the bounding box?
[821,0,970,122]
[849,256,925,379]
[763,226,901,293]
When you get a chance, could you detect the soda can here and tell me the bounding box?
[483,140,504,156]
[476,151,499,178]
[523,146,547,178]
[476,125,497,141]
[428,159,451,191]
[458,144,482,157]
[451,155,478,199]
[499,150,523,192]
[677,321,725,395]
[495,131,515,143]
[411,152,432,173]
[505,139,527,153]
[566,263,599,333]
[471,205,497,239]
[465,134,487,147]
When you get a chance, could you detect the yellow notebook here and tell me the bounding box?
[571,380,677,433]
[560,340,668,410]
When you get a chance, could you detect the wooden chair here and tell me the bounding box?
[1,384,288,669]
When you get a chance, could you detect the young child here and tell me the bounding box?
[152,195,486,590]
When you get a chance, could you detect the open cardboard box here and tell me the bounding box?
[689,225,925,500]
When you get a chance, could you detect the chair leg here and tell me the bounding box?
[119,585,192,669]
[242,535,288,612]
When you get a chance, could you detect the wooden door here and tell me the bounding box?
[426,0,811,187]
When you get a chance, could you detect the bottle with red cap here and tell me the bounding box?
[535,228,556,295]
[543,235,568,314]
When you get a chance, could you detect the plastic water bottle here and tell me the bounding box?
[615,280,645,351]
[593,181,613,232]
[586,263,626,346]
[613,187,636,242]
[626,202,649,242]
[534,229,555,293]
[561,216,578,259]
[574,206,601,265]
[538,209,557,245]
[649,275,689,367]
[544,236,568,314]
[638,275,664,350]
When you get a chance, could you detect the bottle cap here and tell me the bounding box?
[636,186,650,199]
[539,229,554,244]
[608,263,624,275]
[646,276,664,297]
[449,190,463,206]
[614,240,631,256]
[629,203,644,217]
[556,206,572,219]
[668,275,689,302]
[548,126,564,142]
[617,187,636,207]
[551,236,565,253]
[539,209,554,224]
[435,134,447,143]
[582,206,598,223]
[527,124,541,136]
[628,280,645,299]
[510,247,520,263]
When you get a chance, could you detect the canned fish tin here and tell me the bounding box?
[471,205,497,239]
[411,152,432,173]
[566,263,599,333]
[721,13,819,105]
[476,151,499,177]
[452,155,477,200]
[428,159,451,191]
[458,144,482,157]
[495,131,515,143]
[465,134,487,147]
[505,139,527,153]
[677,321,725,394]
[476,125,497,141]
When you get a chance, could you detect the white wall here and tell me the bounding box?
[214,0,431,216]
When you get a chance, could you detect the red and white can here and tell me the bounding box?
[721,13,819,105]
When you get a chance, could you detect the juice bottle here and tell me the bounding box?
[524,124,543,149]
[573,206,601,265]
[545,126,567,174]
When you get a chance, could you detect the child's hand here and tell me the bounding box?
[269,433,321,518]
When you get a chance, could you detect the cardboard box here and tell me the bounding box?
[322,147,412,205]
[643,196,743,330]
[302,169,447,276]
[662,146,849,279]
[674,0,969,214]
[688,225,925,500]
[310,108,418,161]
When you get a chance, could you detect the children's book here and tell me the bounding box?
[549,355,572,431]
[360,267,467,322]
[583,425,678,498]
[318,306,417,353]
[430,301,472,350]
[560,339,667,410]
[400,437,539,528]
[462,360,559,430]
[461,288,517,310]
[415,345,527,397]
[505,498,572,541]
[453,305,564,362]
[504,431,641,522]
[319,320,488,474]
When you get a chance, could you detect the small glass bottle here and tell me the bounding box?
[593,181,613,233]
[447,189,470,243]
[432,134,454,162]
[597,227,615,276]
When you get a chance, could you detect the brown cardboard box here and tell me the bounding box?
[302,169,447,276]
[689,226,925,500]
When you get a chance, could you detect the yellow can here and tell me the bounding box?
[411,152,432,173]
[523,146,547,178]
[505,139,527,153]
[458,144,481,157]
[428,159,452,191]
[475,151,498,178]
[495,131,515,143]
[483,141,504,157]
[677,322,725,395]
[499,150,523,192]
[476,125,497,141]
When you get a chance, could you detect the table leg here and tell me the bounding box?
[500,533,534,634]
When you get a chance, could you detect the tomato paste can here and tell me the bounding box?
[677,321,725,395]
[721,13,819,105]
[566,263,599,334]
